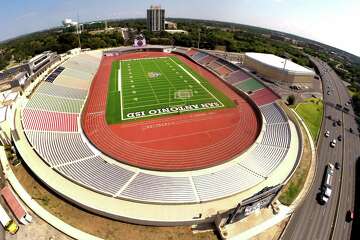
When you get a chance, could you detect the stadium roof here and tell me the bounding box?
[245,52,315,75]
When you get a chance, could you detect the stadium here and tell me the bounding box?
[13,46,301,226]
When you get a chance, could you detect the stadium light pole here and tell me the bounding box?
[77,12,82,49]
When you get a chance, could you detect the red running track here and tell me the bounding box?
[82,52,261,171]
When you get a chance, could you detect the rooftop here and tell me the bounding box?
[245,52,315,75]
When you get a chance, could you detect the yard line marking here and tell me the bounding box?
[168,57,224,108]
[138,59,160,104]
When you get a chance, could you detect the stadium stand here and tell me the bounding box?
[45,66,65,83]
[25,131,94,166]
[249,88,279,106]
[192,164,263,201]
[224,70,250,84]
[233,78,265,93]
[22,108,78,132]
[120,173,197,203]
[56,155,135,196]
[191,52,208,61]
[261,123,291,148]
[186,49,198,57]
[36,82,87,100]
[239,144,289,177]
[216,58,239,72]
[207,61,223,70]
[25,93,84,113]
[260,103,287,124]
[197,55,217,65]
[215,66,233,76]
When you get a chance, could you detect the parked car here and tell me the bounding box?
[337,135,342,141]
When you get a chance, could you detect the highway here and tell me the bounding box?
[283,57,359,240]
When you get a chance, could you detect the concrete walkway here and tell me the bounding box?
[0,147,102,240]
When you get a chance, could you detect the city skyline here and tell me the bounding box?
[0,0,359,57]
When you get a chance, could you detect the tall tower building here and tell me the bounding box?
[147,5,165,32]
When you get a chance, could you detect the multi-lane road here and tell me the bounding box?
[283,57,359,240]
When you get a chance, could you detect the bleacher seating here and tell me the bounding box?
[192,165,263,201]
[261,123,291,148]
[120,173,197,203]
[215,66,232,76]
[249,88,279,106]
[26,93,84,113]
[25,131,94,166]
[260,103,287,124]
[224,70,250,84]
[45,67,65,83]
[56,156,135,196]
[239,144,289,177]
[198,55,217,65]
[191,52,208,61]
[22,108,78,132]
[207,61,223,70]
[233,78,265,93]
[216,58,239,72]
[36,82,87,100]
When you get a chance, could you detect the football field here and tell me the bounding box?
[106,56,235,124]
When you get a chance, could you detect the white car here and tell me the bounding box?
[325,130,330,137]
[330,139,336,148]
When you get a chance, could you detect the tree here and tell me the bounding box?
[287,95,296,105]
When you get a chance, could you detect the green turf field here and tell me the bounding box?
[106,56,235,124]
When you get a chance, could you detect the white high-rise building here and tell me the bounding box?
[147,5,165,32]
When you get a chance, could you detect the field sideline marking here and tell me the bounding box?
[118,61,124,120]
[168,57,224,108]
[118,62,122,92]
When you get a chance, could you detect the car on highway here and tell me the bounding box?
[335,162,341,170]
[330,139,336,148]
[325,130,330,137]
[349,128,353,133]
[346,210,354,222]
[337,120,342,126]
[337,135,342,141]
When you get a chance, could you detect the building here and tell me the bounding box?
[147,5,165,32]
[0,51,60,93]
[165,21,177,30]
[244,52,315,84]
[62,18,78,27]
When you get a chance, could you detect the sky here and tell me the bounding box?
[0,0,359,56]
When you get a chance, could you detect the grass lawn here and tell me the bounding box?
[295,98,323,141]
[278,102,312,206]
[106,56,235,124]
